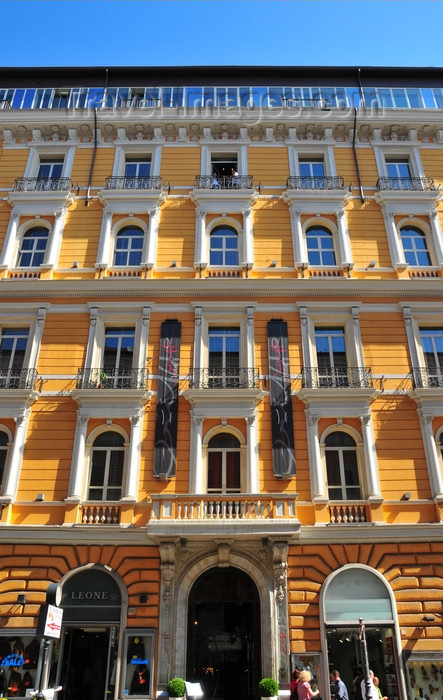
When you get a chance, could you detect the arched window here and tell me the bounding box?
[17,227,48,267]
[0,430,8,488]
[306,226,336,266]
[400,226,431,266]
[210,226,239,267]
[114,226,144,267]
[207,433,241,494]
[88,431,125,501]
[325,431,361,500]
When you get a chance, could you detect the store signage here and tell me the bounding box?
[130,658,149,665]
[1,654,26,667]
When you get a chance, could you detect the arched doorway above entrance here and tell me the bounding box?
[187,567,261,700]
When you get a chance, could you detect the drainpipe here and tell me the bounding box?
[352,107,365,203]
[85,106,98,206]
[85,69,108,206]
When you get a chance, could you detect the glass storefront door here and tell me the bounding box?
[56,626,118,700]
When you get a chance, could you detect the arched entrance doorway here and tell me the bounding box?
[55,567,124,700]
[186,566,261,700]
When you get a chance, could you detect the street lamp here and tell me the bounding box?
[359,618,373,700]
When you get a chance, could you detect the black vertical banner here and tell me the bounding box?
[153,320,181,479]
[267,320,296,478]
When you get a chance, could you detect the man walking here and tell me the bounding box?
[331,670,349,700]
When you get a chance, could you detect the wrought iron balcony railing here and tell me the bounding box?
[0,368,38,390]
[188,367,261,390]
[286,176,345,190]
[302,366,373,389]
[12,177,72,192]
[103,175,163,190]
[411,366,443,389]
[195,175,254,190]
[377,176,439,192]
[76,367,149,390]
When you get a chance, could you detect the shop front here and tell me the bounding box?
[320,565,406,700]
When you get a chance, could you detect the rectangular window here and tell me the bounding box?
[38,159,64,179]
[299,158,325,178]
[208,327,240,388]
[315,327,348,387]
[103,328,135,388]
[420,328,443,386]
[0,328,29,389]
[124,158,151,178]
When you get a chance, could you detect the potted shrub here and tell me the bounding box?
[259,677,279,699]
[167,678,186,698]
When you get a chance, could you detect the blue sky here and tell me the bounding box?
[0,0,442,69]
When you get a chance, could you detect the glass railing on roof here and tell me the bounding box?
[0,85,441,111]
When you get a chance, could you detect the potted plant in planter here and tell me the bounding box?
[259,677,279,700]
[167,678,186,699]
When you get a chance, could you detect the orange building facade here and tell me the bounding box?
[0,65,442,700]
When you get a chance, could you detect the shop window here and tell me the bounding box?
[88,430,125,501]
[207,433,241,494]
[16,227,49,267]
[113,226,144,267]
[306,226,336,266]
[123,631,155,698]
[400,226,432,266]
[325,431,361,500]
[209,226,239,267]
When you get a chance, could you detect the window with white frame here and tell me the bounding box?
[209,226,239,267]
[419,327,443,386]
[0,328,29,388]
[113,226,144,267]
[124,157,151,187]
[0,429,10,490]
[38,158,63,180]
[101,328,136,388]
[306,225,336,266]
[315,327,348,387]
[324,430,362,500]
[87,430,126,501]
[207,432,242,494]
[208,327,240,387]
[16,226,49,267]
[400,225,432,266]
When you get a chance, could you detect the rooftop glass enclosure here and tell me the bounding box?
[1,85,443,110]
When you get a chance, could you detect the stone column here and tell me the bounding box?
[418,410,443,498]
[96,209,113,267]
[428,210,443,266]
[157,542,176,686]
[273,541,289,685]
[242,208,254,267]
[0,211,20,268]
[46,209,67,267]
[66,415,89,501]
[189,414,204,493]
[360,413,381,498]
[2,411,30,501]
[122,412,143,500]
[306,413,326,499]
[194,208,207,268]
[336,208,353,268]
[144,208,160,269]
[245,413,259,493]
[290,208,308,267]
